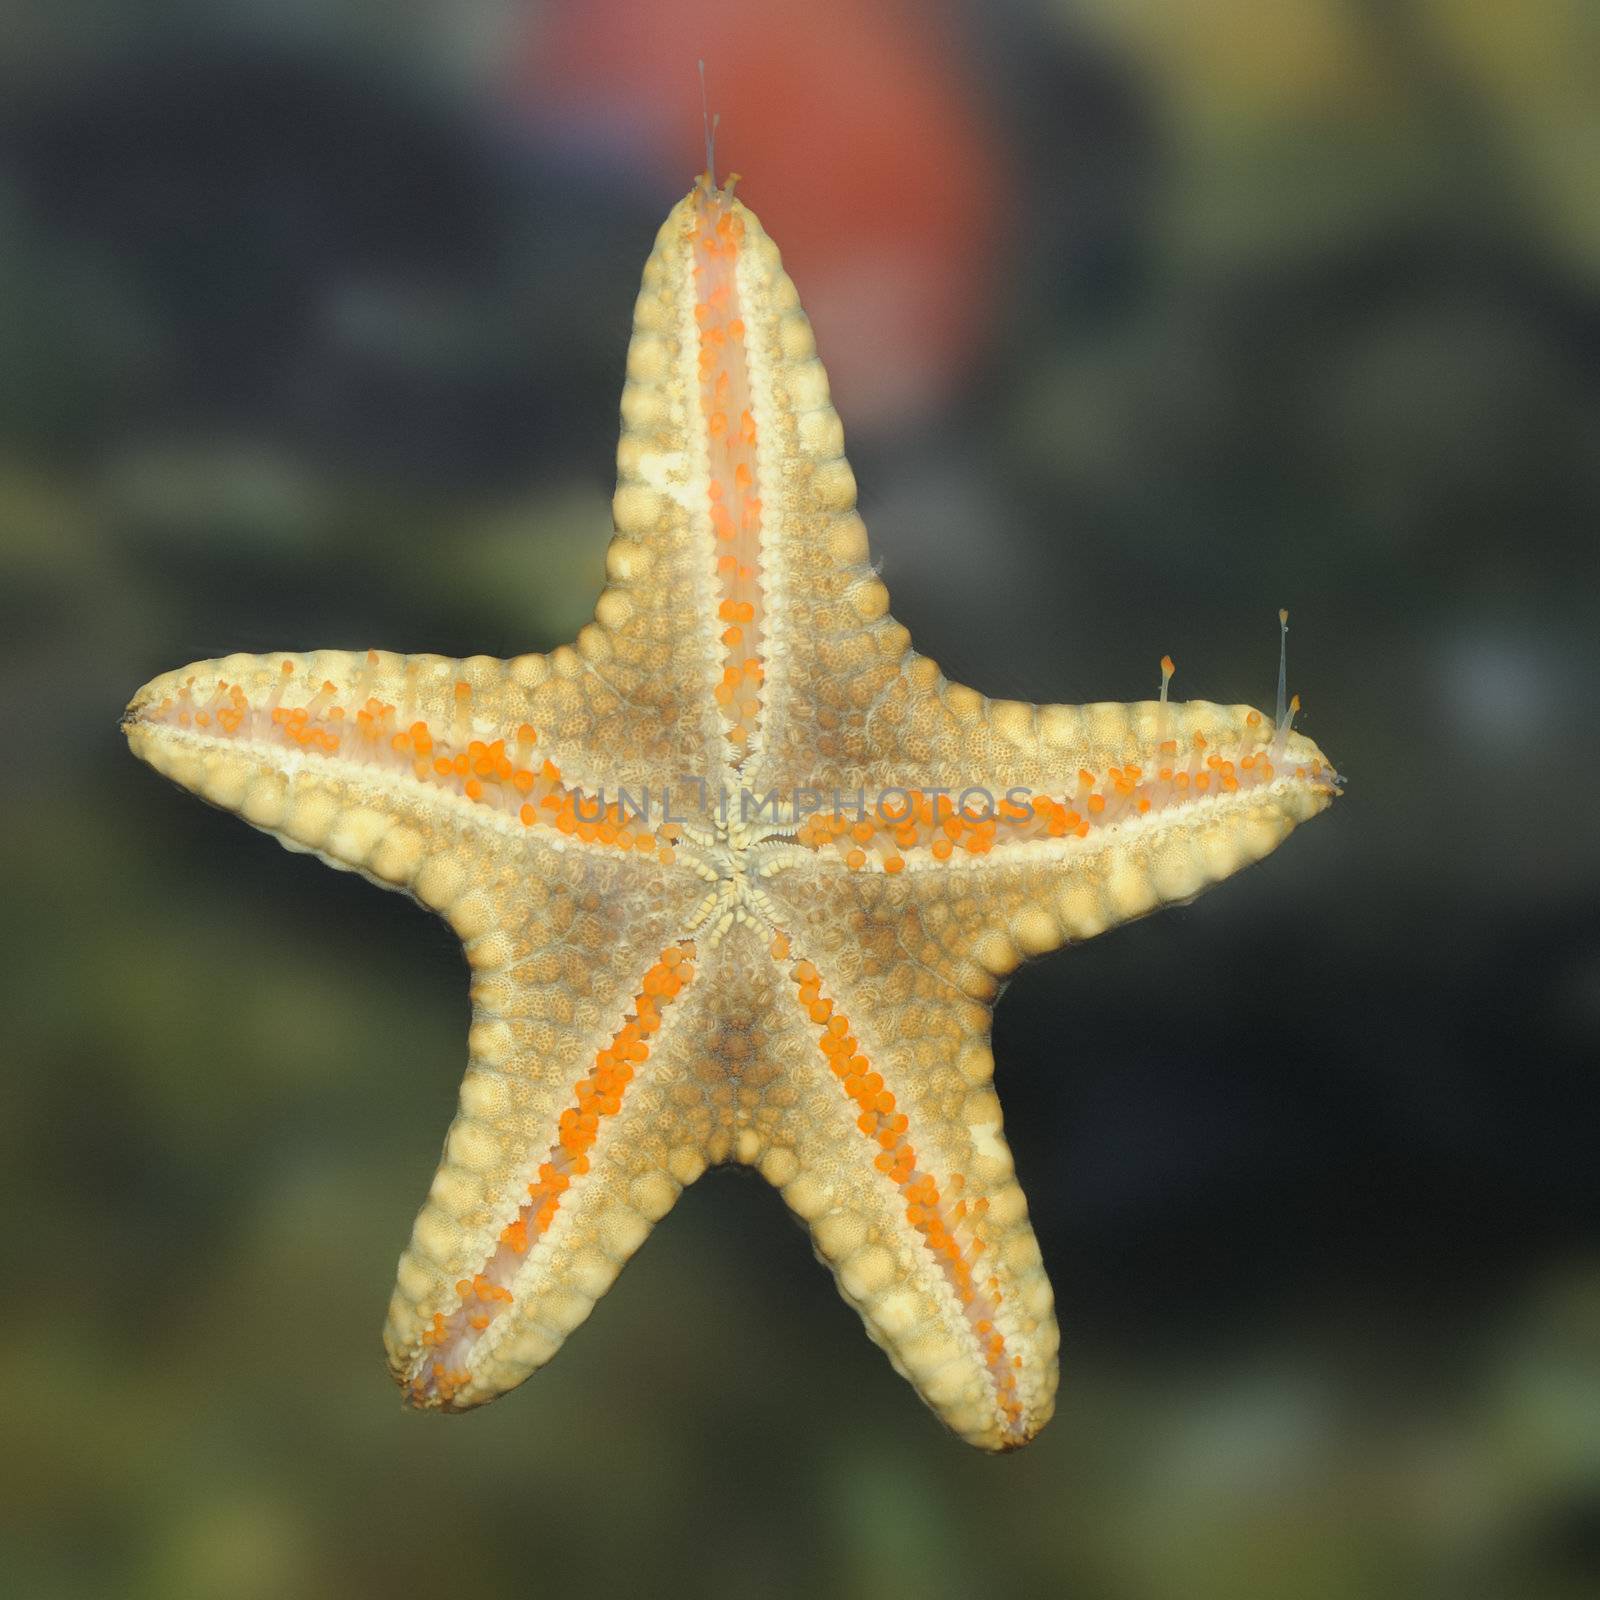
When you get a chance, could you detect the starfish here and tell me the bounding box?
[124,171,1340,1451]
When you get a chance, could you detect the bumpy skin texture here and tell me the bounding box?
[124,177,1339,1451]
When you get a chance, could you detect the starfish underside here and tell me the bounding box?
[125,175,1339,1451]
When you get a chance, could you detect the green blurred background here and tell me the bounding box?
[3,2,1597,1596]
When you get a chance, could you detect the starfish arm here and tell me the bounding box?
[602,183,909,785]
[384,930,711,1410]
[932,700,1339,971]
[781,689,1339,941]
[754,889,1058,1451]
[121,645,727,847]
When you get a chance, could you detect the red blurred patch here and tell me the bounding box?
[518,0,1006,434]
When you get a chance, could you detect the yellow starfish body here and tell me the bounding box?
[124,174,1339,1451]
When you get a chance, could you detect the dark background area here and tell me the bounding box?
[2,2,1596,1596]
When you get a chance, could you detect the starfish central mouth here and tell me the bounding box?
[676,835,784,949]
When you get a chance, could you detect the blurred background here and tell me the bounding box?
[2,2,1597,1596]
